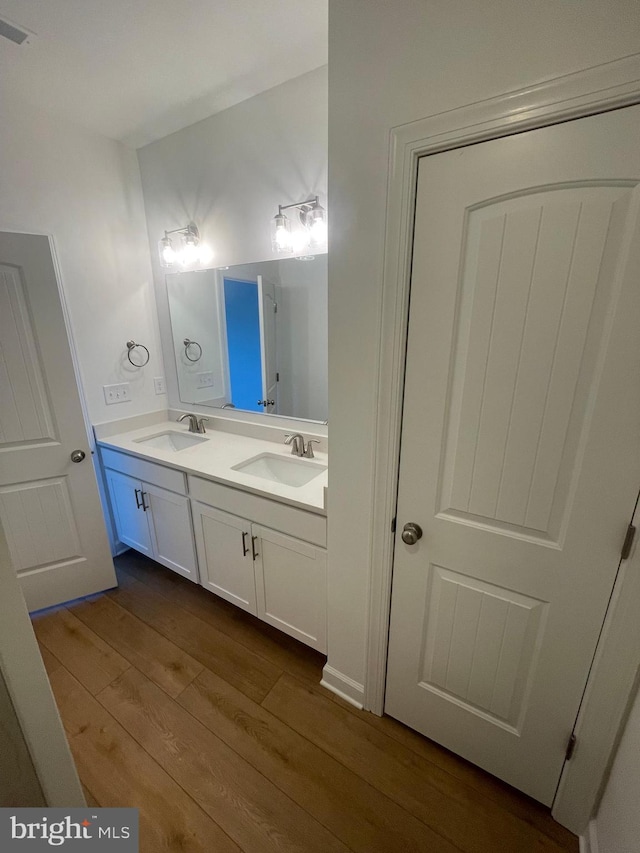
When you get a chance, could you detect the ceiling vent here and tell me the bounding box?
[0,18,30,46]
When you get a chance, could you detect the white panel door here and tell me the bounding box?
[385,106,640,805]
[145,483,198,583]
[192,502,256,613]
[0,232,115,611]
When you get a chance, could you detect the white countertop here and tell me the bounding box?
[96,419,328,515]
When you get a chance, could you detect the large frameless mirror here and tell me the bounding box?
[166,255,327,423]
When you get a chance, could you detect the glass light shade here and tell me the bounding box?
[308,201,327,248]
[272,212,292,253]
[181,233,200,266]
[158,235,176,268]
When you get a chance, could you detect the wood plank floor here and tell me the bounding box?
[32,551,579,853]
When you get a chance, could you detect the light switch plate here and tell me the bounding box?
[154,376,166,395]
[103,382,131,404]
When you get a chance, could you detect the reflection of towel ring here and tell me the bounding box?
[183,338,202,362]
[126,340,150,366]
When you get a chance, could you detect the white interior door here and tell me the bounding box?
[0,232,116,612]
[258,275,278,414]
[385,106,640,805]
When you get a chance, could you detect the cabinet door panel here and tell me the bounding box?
[105,469,152,556]
[192,502,256,614]
[253,525,327,652]
[145,484,198,583]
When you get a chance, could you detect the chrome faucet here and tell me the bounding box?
[303,439,320,459]
[284,433,305,457]
[178,413,209,434]
[178,413,198,432]
[284,434,321,459]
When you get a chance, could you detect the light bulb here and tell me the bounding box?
[158,235,176,268]
[181,235,200,265]
[272,212,292,253]
[276,226,290,249]
[308,201,327,248]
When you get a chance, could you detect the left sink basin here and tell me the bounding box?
[133,430,209,452]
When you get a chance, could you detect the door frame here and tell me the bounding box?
[366,53,640,832]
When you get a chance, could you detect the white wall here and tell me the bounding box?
[137,66,328,417]
[277,256,328,422]
[592,684,640,852]
[327,0,640,694]
[0,101,165,425]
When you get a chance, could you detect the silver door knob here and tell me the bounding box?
[401,522,423,545]
[70,449,86,463]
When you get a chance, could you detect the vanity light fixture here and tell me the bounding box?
[271,196,327,256]
[158,223,212,269]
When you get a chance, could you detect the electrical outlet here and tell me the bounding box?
[154,376,166,395]
[103,382,131,405]
[197,371,214,389]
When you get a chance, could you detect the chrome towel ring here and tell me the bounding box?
[126,340,150,366]
[183,338,203,362]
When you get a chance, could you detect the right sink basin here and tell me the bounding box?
[232,452,327,488]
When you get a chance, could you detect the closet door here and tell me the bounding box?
[386,105,640,804]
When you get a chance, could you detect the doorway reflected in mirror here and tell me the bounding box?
[166,255,327,422]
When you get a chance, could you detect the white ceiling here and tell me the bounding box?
[0,0,327,148]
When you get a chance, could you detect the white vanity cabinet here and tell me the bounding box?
[192,503,257,614]
[252,525,327,652]
[104,468,154,558]
[97,440,327,654]
[101,448,198,583]
[190,476,327,653]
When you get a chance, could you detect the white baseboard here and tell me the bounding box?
[579,820,599,853]
[320,664,365,709]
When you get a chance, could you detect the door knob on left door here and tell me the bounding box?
[70,449,86,463]
[401,522,423,545]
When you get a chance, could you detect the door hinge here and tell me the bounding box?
[276,372,280,382]
[565,733,577,762]
[621,524,636,560]
[391,517,397,533]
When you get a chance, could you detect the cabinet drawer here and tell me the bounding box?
[188,475,326,547]
[100,446,186,494]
